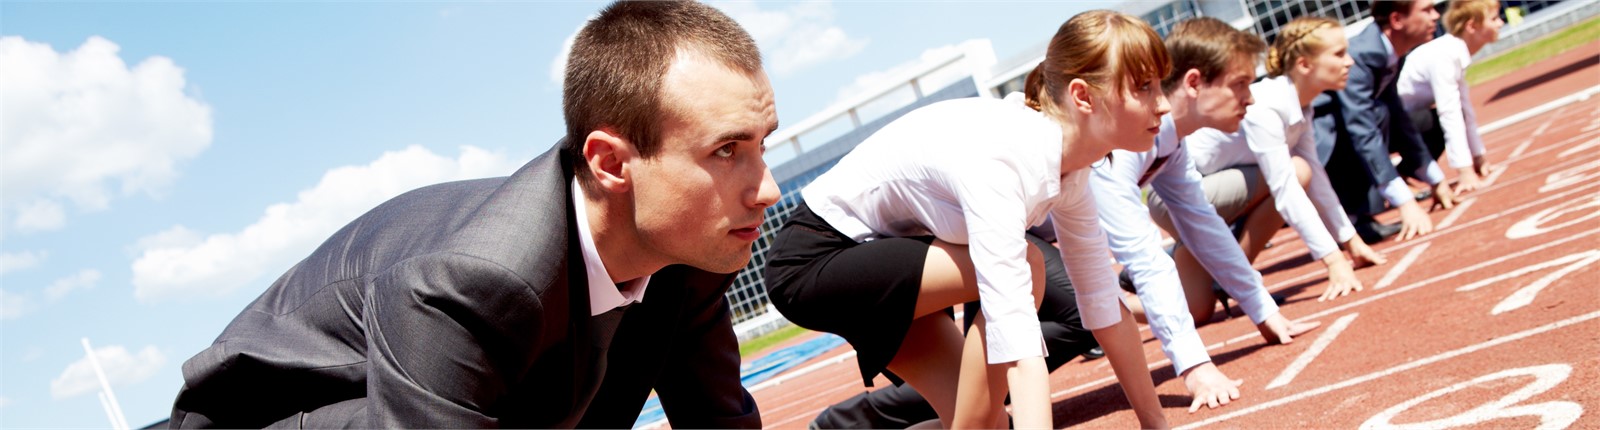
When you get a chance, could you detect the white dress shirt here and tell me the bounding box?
[574,180,651,316]
[1187,76,1358,260]
[1091,114,1278,375]
[803,93,1121,365]
[1398,34,1487,169]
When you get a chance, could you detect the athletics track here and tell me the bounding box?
[709,41,1600,429]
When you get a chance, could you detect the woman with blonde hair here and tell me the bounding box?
[1177,17,1389,304]
[764,10,1171,429]
[1396,0,1505,193]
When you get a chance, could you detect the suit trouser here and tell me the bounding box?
[809,233,1100,429]
[1396,108,1447,176]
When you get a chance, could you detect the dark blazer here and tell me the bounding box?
[170,145,759,428]
[1313,24,1430,216]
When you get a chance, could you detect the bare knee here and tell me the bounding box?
[1291,156,1313,188]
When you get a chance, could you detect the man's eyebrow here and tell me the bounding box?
[715,131,757,143]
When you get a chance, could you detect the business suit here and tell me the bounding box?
[170,145,759,428]
[1313,24,1432,217]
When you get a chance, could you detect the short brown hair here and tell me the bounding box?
[1444,0,1499,36]
[1161,17,1267,94]
[1266,16,1342,78]
[1024,10,1170,117]
[1373,0,1428,29]
[561,1,762,190]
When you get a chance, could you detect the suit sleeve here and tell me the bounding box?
[1335,50,1406,203]
[365,253,547,428]
[648,268,762,429]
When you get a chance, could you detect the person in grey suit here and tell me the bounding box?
[168,1,780,428]
[1313,0,1443,243]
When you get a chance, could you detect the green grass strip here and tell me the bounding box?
[738,323,814,358]
[1467,15,1600,86]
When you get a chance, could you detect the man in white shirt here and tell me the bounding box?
[1313,0,1447,243]
[1397,0,1504,193]
[1092,17,1321,414]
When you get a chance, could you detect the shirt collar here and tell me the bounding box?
[572,180,650,316]
[1380,31,1398,68]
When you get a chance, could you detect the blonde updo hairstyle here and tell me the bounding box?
[1265,16,1342,78]
[1024,10,1171,117]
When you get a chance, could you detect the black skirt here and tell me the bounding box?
[763,201,941,387]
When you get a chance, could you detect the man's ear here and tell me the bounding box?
[1068,78,1095,114]
[1183,69,1204,97]
[583,129,634,193]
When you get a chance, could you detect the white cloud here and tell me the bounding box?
[546,3,866,82]
[131,145,520,302]
[0,396,9,408]
[44,269,101,302]
[0,289,34,320]
[50,345,165,400]
[716,1,868,76]
[832,39,995,105]
[13,200,65,233]
[0,36,213,234]
[0,250,46,275]
[548,20,588,86]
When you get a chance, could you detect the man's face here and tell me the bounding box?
[1194,55,1257,133]
[1396,0,1442,52]
[629,50,780,274]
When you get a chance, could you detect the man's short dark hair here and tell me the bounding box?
[561,1,762,191]
[1372,0,1425,29]
[1161,17,1267,94]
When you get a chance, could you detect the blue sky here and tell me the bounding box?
[0,1,1106,426]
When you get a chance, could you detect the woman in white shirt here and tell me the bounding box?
[1397,0,1504,193]
[1172,17,1388,303]
[764,10,1169,429]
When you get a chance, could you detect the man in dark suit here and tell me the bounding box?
[169,1,780,427]
[1313,0,1445,243]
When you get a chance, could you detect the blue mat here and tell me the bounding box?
[633,333,846,428]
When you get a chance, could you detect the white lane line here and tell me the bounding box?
[1057,187,1600,399]
[1510,139,1534,158]
[748,349,857,393]
[1175,310,1600,429]
[1478,84,1600,135]
[1436,198,1476,229]
[1294,228,1599,323]
[1265,313,1360,390]
[1373,243,1429,290]
[1222,226,1600,346]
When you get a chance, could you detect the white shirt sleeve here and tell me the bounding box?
[1052,169,1123,333]
[1291,125,1359,244]
[1242,108,1344,259]
[954,160,1045,365]
[1382,177,1415,209]
[1434,58,1484,169]
[1091,153,1210,375]
[1150,149,1279,325]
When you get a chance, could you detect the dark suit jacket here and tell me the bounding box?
[170,145,759,428]
[1313,24,1431,216]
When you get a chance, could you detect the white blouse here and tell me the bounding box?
[1398,34,1487,169]
[802,93,1120,365]
[1091,114,1277,376]
[1186,76,1357,260]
